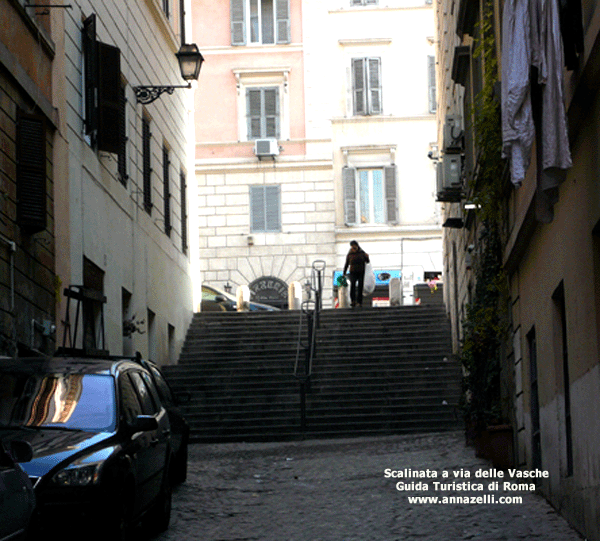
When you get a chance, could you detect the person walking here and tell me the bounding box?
[343,240,370,308]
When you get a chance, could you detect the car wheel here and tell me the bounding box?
[104,483,134,541]
[173,437,188,485]
[144,475,172,534]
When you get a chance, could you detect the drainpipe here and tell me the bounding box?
[1,234,17,357]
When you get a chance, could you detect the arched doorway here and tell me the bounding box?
[249,276,288,310]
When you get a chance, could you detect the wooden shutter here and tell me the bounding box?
[117,84,127,185]
[384,165,398,223]
[275,0,291,44]
[17,113,47,233]
[142,116,152,213]
[250,185,265,231]
[231,0,246,45]
[97,42,121,154]
[265,185,281,231]
[163,146,171,236]
[428,55,437,113]
[250,185,280,231]
[263,88,279,139]
[342,167,357,224]
[83,15,98,136]
[368,58,382,114]
[352,59,366,115]
[180,171,188,252]
[247,89,262,139]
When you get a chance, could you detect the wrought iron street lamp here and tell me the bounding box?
[134,43,204,105]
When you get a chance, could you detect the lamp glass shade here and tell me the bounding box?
[176,43,204,81]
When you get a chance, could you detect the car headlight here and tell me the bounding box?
[53,462,102,486]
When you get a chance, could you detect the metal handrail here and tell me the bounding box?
[293,261,326,434]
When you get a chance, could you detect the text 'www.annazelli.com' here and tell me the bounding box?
[407,495,524,505]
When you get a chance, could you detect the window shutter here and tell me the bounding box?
[163,146,171,236]
[352,59,366,115]
[17,113,47,233]
[384,165,398,223]
[180,172,188,252]
[83,14,98,136]
[97,42,121,154]
[343,167,357,224]
[247,89,262,139]
[265,185,281,231]
[428,55,437,113]
[250,186,265,231]
[368,58,382,114]
[117,84,127,185]
[275,0,291,44]
[142,116,152,213]
[231,0,246,45]
[263,88,279,139]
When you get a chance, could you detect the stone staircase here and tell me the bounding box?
[162,305,462,443]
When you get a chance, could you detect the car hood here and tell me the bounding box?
[0,428,115,479]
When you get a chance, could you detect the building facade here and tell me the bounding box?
[436,0,600,538]
[55,0,196,363]
[192,0,441,308]
[2,0,196,364]
[1,0,59,356]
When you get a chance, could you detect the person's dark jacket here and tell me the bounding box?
[343,248,370,275]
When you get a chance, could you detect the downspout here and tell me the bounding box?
[1,234,17,357]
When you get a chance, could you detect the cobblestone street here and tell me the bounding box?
[152,431,583,541]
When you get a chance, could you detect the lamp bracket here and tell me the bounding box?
[134,84,191,105]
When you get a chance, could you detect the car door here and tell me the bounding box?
[128,371,170,507]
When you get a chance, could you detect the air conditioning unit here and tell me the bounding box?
[443,115,464,153]
[254,139,279,159]
[436,155,462,202]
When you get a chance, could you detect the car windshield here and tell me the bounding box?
[0,373,116,432]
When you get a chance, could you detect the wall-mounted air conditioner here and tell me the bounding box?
[254,139,279,159]
[443,115,464,153]
[436,155,462,203]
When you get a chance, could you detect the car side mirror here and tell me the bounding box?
[10,440,33,463]
[214,295,226,302]
[129,415,159,433]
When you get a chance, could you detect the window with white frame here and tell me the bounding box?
[231,0,291,45]
[250,185,281,232]
[247,87,280,140]
[352,58,382,116]
[343,166,398,225]
[428,55,437,114]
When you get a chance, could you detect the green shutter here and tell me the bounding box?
[263,88,279,139]
[231,0,246,45]
[343,167,357,224]
[247,89,262,139]
[384,165,398,223]
[428,55,437,113]
[250,185,280,231]
[17,113,47,233]
[250,185,265,231]
[265,185,281,231]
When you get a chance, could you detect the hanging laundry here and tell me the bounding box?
[502,0,535,187]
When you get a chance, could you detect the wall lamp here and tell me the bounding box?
[134,43,204,105]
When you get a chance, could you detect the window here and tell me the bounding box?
[162,145,171,236]
[82,14,122,153]
[250,185,281,232]
[16,111,47,233]
[162,0,170,18]
[142,115,152,213]
[351,0,378,5]
[428,55,437,114]
[180,171,188,253]
[527,328,542,470]
[231,0,290,45]
[343,166,397,225]
[352,58,382,116]
[247,87,280,140]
